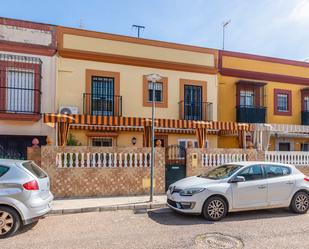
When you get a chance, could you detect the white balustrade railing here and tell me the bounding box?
[265,151,309,166]
[56,152,151,168]
[202,153,247,167]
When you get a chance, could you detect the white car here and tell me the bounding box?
[167,162,309,221]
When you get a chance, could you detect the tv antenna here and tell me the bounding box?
[132,24,145,38]
[79,19,84,29]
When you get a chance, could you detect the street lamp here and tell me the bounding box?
[222,20,231,50]
[146,73,162,202]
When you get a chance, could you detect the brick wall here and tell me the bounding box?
[297,167,309,176]
[28,146,309,198]
[36,146,165,198]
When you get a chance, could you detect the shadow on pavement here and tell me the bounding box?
[148,207,301,226]
[13,220,39,237]
[147,208,214,225]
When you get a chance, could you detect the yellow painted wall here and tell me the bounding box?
[269,137,309,151]
[70,129,218,148]
[219,74,303,124]
[63,34,215,68]
[57,58,218,120]
[116,132,143,147]
[218,136,239,149]
[223,56,309,79]
[218,55,309,125]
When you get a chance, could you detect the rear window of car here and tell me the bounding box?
[0,166,9,177]
[22,161,47,179]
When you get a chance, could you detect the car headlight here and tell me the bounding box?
[179,188,205,196]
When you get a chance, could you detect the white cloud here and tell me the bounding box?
[289,0,309,23]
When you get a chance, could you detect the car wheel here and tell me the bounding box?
[202,196,228,221]
[0,206,21,239]
[290,191,309,214]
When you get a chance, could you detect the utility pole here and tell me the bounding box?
[222,20,231,50]
[146,73,162,202]
[132,24,145,38]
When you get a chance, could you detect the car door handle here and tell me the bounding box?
[258,185,267,189]
[286,181,294,185]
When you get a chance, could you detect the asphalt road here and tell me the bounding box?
[0,208,308,249]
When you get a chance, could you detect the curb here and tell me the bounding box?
[49,203,167,216]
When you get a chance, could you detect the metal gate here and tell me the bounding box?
[0,135,46,160]
[165,145,186,191]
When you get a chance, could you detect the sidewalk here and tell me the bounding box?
[50,195,167,215]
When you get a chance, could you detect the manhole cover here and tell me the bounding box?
[195,233,244,249]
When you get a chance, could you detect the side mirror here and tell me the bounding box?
[229,176,245,183]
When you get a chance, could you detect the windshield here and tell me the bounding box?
[201,164,242,180]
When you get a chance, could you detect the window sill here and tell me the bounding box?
[274,110,292,116]
[144,101,168,108]
[0,113,41,121]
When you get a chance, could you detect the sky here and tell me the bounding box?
[1,0,309,61]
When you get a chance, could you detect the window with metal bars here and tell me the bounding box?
[91,137,113,147]
[304,96,309,111]
[277,93,289,112]
[0,53,42,114]
[148,81,163,102]
[91,76,114,116]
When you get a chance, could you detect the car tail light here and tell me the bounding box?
[304,177,309,182]
[23,180,39,190]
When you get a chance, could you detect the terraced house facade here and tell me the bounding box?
[44,26,251,149]
[2,17,309,155]
[218,50,309,151]
[0,18,57,159]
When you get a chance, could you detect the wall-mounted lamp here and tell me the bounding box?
[131,137,137,145]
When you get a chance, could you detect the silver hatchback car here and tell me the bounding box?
[0,159,53,238]
[167,162,309,221]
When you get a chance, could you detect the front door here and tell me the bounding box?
[0,135,46,159]
[91,76,114,116]
[165,145,186,191]
[231,165,268,209]
[184,85,202,120]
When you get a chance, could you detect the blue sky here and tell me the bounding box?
[1,0,309,61]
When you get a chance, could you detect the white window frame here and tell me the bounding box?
[90,137,114,147]
[148,81,163,102]
[275,138,293,151]
[177,139,208,148]
[277,93,289,112]
[6,68,35,113]
[240,90,254,107]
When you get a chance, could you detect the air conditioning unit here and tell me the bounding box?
[59,106,79,115]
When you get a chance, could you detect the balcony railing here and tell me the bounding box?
[301,111,309,125]
[0,53,42,115]
[179,101,213,121]
[236,106,266,123]
[83,93,122,116]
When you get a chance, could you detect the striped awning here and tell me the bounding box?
[43,114,253,132]
[69,124,220,135]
